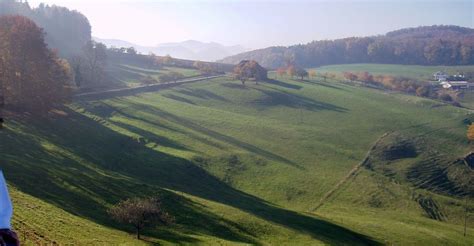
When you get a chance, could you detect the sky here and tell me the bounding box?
[28,0,474,49]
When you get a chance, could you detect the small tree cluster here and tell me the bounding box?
[193,61,219,75]
[276,65,308,80]
[159,72,184,83]
[343,72,358,82]
[233,60,267,85]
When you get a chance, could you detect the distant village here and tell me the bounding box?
[433,71,474,91]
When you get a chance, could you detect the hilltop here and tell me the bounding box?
[220,25,474,68]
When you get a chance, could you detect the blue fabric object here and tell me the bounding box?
[0,170,12,229]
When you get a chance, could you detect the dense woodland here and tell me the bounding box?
[0,15,72,111]
[221,26,474,68]
[0,0,91,57]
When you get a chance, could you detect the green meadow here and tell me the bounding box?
[1,73,473,245]
[316,63,474,80]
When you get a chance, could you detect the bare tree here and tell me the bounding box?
[108,196,174,240]
[80,41,107,87]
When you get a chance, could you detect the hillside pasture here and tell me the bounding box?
[1,74,473,245]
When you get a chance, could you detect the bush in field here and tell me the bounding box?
[108,197,174,240]
[141,76,158,85]
[168,72,185,82]
[158,74,171,83]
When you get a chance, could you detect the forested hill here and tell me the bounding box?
[0,0,91,57]
[220,25,474,68]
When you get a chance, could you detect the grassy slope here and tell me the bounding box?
[106,56,201,88]
[1,73,473,244]
[316,63,474,80]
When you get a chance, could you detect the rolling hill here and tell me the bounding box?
[94,37,248,62]
[220,25,474,68]
[1,64,473,244]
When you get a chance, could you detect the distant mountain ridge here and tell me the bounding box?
[219,25,474,68]
[94,37,248,62]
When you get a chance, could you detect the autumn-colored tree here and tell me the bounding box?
[0,15,72,111]
[162,55,174,65]
[309,70,317,78]
[357,71,374,83]
[108,197,174,240]
[276,67,287,77]
[194,61,218,75]
[343,72,357,82]
[467,124,474,141]
[234,60,267,85]
[287,65,296,78]
[321,72,329,82]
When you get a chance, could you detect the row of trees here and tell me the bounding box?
[276,66,311,80]
[342,71,457,104]
[0,15,72,111]
[221,25,474,68]
[193,61,221,75]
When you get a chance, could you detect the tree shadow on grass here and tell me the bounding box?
[297,79,347,91]
[252,86,348,113]
[220,82,249,90]
[82,101,227,151]
[118,100,304,169]
[176,88,230,102]
[266,79,303,90]
[1,109,380,245]
[112,121,190,151]
[162,94,197,105]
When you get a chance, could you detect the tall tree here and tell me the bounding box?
[0,15,72,111]
[76,41,107,87]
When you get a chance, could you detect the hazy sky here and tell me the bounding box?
[28,0,473,49]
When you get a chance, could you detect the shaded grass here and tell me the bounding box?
[2,73,473,244]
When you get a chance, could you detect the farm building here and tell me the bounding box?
[433,71,449,81]
[440,81,474,90]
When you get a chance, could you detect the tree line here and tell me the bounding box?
[341,71,459,105]
[221,25,474,68]
[0,15,72,112]
[0,0,92,57]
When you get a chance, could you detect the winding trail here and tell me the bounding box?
[310,132,391,212]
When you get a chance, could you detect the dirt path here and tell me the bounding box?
[74,75,225,100]
[310,132,391,212]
